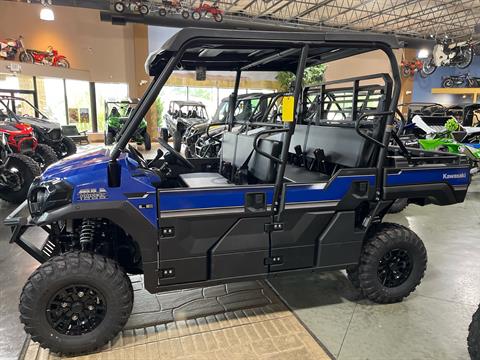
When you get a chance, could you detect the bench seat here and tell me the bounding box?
[284,164,330,183]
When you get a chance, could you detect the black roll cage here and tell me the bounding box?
[110,34,401,220]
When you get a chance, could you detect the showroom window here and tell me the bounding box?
[65,79,92,132]
[36,77,67,125]
[0,73,34,91]
[95,82,129,132]
[187,87,217,118]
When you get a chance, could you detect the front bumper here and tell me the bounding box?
[5,201,53,263]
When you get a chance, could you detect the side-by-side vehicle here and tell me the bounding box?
[6,28,471,355]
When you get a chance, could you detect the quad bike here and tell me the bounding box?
[20,45,70,68]
[401,59,423,78]
[192,1,224,22]
[442,73,480,88]
[0,121,57,169]
[0,133,41,203]
[105,100,151,150]
[421,39,474,76]
[0,95,76,159]
[157,0,190,18]
[113,0,150,15]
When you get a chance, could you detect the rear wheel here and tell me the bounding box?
[60,137,77,158]
[138,4,149,15]
[114,1,125,12]
[181,10,189,19]
[32,144,58,168]
[143,132,152,151]
[19,252,133,355]
[468,305,480,360]
[357,223,427,304]
[421,58,436,76]
[0,154,40,203]
[159,7,167,16]
[19,52,34,63]
[160,128,169,142]
[192,11,201,20]
[457,47,473,69]
[442,78,454,88]
[173,130,182,152]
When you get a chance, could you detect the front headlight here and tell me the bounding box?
[28,179,73,216]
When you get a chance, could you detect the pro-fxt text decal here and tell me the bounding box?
[78,187,108,201]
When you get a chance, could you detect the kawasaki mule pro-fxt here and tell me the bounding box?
[6,29,470,355]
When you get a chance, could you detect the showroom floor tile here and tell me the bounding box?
[269,179,480,360]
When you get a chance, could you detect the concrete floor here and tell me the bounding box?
[0,152,479,359]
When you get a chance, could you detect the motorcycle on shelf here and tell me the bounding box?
[421,39,474,76]
[401,59,423,77]
[0,36,29,62]
[20,45,70,68]
[441,73,480,88]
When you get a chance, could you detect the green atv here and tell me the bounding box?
[105,100,151,150]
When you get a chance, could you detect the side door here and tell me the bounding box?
[156,185,275,287]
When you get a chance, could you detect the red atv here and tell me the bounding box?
[0,118,57,170]
[192,1,224,22]
[0,132,40,203]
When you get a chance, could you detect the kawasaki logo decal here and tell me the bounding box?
[78,188,108,201]
[442,173,467,180]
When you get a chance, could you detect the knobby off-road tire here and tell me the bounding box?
[143,132,152,151]
[0,153,40,203]
[469,305,480,360]
[388,198,409,214]
[34,144,58,168]
[346,265,361,290]
[60,136,77,157]
[173,130,182,152]
[357,223,427,304]
[19,252,133,355]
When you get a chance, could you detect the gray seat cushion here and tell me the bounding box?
[180,172,232,188]
[284,164,330,183]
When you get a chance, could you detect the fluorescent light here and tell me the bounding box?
[40,7,55,21]
[417,49,429,59]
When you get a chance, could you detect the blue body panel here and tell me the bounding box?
[40,148,160,227]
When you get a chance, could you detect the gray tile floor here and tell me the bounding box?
[0,156,479,359]
[270,180,480,360]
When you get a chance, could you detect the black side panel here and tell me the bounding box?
[270,209,334,272]
[211,217,269,279]
[317,211,365,267]
[384,183,468,205]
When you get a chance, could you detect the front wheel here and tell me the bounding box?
[0,154,41,203]
[421,58,436,76]
[114,1,125,12]
[56,58,70,68]
[192,11,201,20]
[181,10,189,19]
[388,198,409,213]
[457,47,473,69]
[143,132,151,151]
[357,223,427,303]
[214,13,223,22]
[138,4,149,15]
[159,8,167,16]
[19,252,133,355]
[59,136,77,158]
[468,305,480,360]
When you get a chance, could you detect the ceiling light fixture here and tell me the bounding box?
[40,0,55,21]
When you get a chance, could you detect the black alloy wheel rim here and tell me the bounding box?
[46,284,107,336]
[377,248,413,288]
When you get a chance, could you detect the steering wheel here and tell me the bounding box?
[158,138,195,169]
[126,144,148,168]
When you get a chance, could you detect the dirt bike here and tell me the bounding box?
[421,39,474,76]
[156,0,190,18]
[442,73,480,88]
[401,59,423,77]
[192,1,224,22]
[20,44,70,68]
[113,1,150,15]
[0,36,29,61]
[0,133,41,203]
